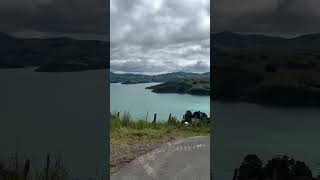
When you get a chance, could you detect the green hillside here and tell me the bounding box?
[146,76,210,95]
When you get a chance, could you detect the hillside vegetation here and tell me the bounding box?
[212,31,320,106]
[0,32,108,72]
[146,76,210,95]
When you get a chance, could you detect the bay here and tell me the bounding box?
[110,83,210,121]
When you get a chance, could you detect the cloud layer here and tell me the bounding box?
[110,0,210,74]
[213,0,320,36]
[0,0,108,39]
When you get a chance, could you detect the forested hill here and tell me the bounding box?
[212,32,320,106]
[0,32,109,72]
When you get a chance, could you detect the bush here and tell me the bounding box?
[238,154,263,180]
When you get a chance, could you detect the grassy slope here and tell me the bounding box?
[110,113,210,173]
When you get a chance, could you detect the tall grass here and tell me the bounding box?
[110,112,210,139]
[0,153,69,180]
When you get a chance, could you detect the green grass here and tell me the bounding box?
[110,111,210,155]
[111,112,210,142]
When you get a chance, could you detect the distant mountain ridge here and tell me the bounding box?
[0,32,109,72]
[212,31,320,51]
[111,71,209,84]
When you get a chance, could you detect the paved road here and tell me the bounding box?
[111,136,210,180]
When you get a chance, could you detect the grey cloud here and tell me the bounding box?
[111,0,210,74]
[0,0,108,37]
[213,0,320,36]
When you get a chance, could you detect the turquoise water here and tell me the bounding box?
[110,83,210,121]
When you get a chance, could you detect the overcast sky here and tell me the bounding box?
[213,0,320,37]
[0,0,108,40]
[110,0,210,74]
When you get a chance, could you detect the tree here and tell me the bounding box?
[238,154,263,180]
[264,155,294,180]
[293,161,312,177]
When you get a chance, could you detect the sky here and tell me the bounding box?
[110,0,210,74]
[213,0,320,37]
[0,0,108,40]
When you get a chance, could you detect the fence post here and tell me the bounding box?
[146,111,148,123]
[273,166,277,180]
[153,113,157,124]
[45,154,50,180]
[24,159,30,180]
[232,168,238,180]
[13,152,18,180]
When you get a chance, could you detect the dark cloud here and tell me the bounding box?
[0,0,108,38]
[213,0,320,36]
[111,0,210,74]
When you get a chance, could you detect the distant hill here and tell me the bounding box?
[146,76,210,95]
[212,31,320,106]
[111,71,210,95]
[212,31,320,51]
[0,32,109,72]
[111,71,209,84]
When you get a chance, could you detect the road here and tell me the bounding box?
[111,136,210,180]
